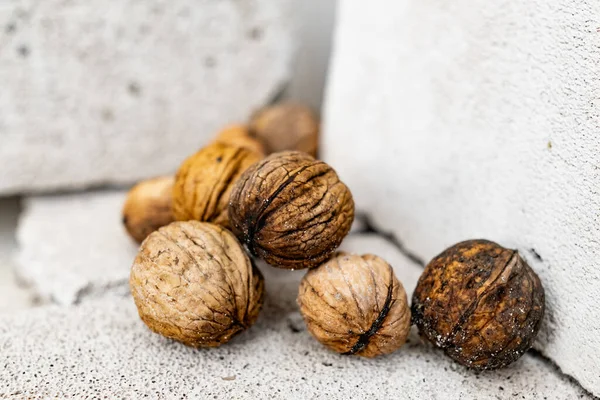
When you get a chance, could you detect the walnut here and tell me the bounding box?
[214,124,266,156]
[249,103,319,157]
[297,252,411,357]
[228,151,354,269]
[130,221,264,347]
[412,239,545,370]
[172,142,261,227]
[122,176,175,243]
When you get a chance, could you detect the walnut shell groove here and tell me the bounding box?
[228,151,354,269]
[130,221,264,347]
[411,239,545,370]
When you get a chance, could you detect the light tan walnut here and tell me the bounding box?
[122,176,175,243]
[130,221,264,347]
[298,252,411,357]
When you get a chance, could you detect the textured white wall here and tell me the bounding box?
[323,0,599,395]
[0,0,293,194]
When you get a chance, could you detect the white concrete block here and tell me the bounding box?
[16,191,137,305]
[0,292,590,399]
[0,0,293,195]
[323,0,600,394]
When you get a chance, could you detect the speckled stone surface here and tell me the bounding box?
[16,191,137,305]
[0,275,590,399]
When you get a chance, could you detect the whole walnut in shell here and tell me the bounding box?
[214,124,266,156]
[249,103,319,157]
[172,142,261,227]
[298,252,411,357]
[228,151,354,269]
[122,176,174,243]
[412,239,545,370]
[130,221,264,347]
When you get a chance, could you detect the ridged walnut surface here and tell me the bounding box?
[412,239,545,370]
[130,221,264,347]
[298,252,411,357]
[228,151,354,269]
[214,124,266,156]
[249,103,319,157]
[122,176,175,243]
[172,142,261,227]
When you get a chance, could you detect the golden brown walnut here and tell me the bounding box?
[228,151,354,269]
[122,176,175,243]
[412,239,545,370]
[172,142,261,227]
[249,103,319,157]
[298,252,411,357]
[214,124,266,156]
[130,221,264,347]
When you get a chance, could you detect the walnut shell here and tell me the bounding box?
[172,142,261,227]
[122,176,175,243]
[130,221,264,347]
[249,103,319,157]
[214,124,266,156]
[412,239,545,370]
[298,252,411,357]
[228,151,354,269]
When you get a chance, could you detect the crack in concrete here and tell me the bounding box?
[360,213,426,267]
[72,279,131,305]
[528,348,599,399]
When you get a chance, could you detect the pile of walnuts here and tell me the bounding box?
[124,102,545,370]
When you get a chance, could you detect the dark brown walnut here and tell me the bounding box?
[214,124,266,156]
[228,151,354,269]
[249,103,319,157]
[130,221,264,347]
[298,252,411,357]
[172,142,261,227]
[122,176,175,243]
[412,239,545,370]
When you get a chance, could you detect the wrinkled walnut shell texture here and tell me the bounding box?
[122,176,175,243]
[214,124,266,156]
[298,253,411,357]
[412,239,545,370]
[228,151,354,269]
[249,103,319,157]
[130,221,265,347]
[173,143,261,227]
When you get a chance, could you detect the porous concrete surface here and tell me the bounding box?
[0,197,36,313]
[323,0,600,395]
[0,0,293,195]
[16,191,138,305]
[0,285,591,399]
